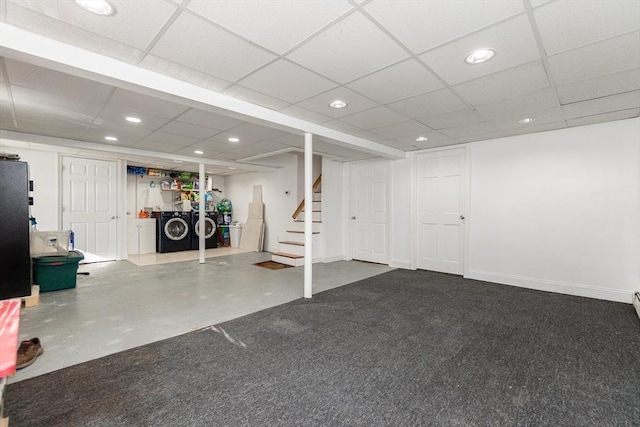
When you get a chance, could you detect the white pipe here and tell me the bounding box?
[304,133,313,298]
[199,163,205,264]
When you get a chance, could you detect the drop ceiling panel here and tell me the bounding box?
[276,105,332,124]
[562,91,640,120]
[322,119,364,134]
[176,109,244,131]
[10,86,103,124]
[387,88,468,121]
[227,122,287,140]
[363,0,524,53]
[133,140,190,153]
[192,139,236,153]
[14,118,87,140]
[157,121,221,140]
[295,87,378,119]
[82,126,152,146]
[420,15,540,86]
[440,121,498,139]
[139,55,231,92]
[548,31,640,86]
[339,106,406,129]
[347,59,444,104]
[500,121,566,137]
[223,85,290,111]
[556,69,640,104]
[394,130,452,146]
[421,109,485,130]
[492,106,563,130]
[93,106,172,132]
[474,88,558,121]
[371,120,433,139]
[237,59,337,103]
[287,11,409,83]
[139,131,200,147]
[172,145,224,157]
[150,12,276,82]
[566,108,639,127]
[207,131,260,146]
[108,89,189,119]
[535,0,640,55]
[187,0,353,54]
[454,61,550,105]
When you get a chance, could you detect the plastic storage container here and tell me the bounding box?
[30,230,71,257]
[33,250,84,292]
[229,222,243,248]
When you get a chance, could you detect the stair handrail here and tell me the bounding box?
[292,174,322,219]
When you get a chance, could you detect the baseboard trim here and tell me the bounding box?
[633,292,640,321]
[390,260,411,269]
[466,269,633,303]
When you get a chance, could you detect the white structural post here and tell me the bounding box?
[304,133,313,298]
[199,163,205,264]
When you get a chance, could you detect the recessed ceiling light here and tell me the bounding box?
[125,116,141,123]
[416,136,429,142]
[329,100,347,109]
[464,48,496,65]
[228,167,236,170]
[228,137,240,143]
[73,0,116,16]
[194,150,204,154]
[104,136,117,141]
[518,117,536,124]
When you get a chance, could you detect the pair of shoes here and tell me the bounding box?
[16,338,44,369]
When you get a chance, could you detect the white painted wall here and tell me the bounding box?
[389,157,412,269]
[0,142,60,231]
[224,154,297,253]
[321,159,346,262]
[466,118,640,303]
[126,175,175,214]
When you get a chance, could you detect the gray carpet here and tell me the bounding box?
[6,270,640,426]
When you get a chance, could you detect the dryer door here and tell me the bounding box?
[164,218,189,240]
[194,218,216,239]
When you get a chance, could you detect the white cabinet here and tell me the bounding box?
[127,219,156,255]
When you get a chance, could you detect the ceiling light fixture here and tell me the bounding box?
[464,48,496,65]
[125,116,141,123]
[416,136,429,142]
[329,100,347,109]
[228,137,240,143]
[518,117,536,124]
[73,0,116,16]
[104,136,117,141]
[228,167,237,170]
[194,150,204,154]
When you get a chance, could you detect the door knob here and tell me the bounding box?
[460,215,465,220]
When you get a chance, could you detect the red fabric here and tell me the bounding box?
[0,299,20,377]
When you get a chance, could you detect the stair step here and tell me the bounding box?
[279,240,304,246]
[287,230,319,234]
[272,252,304,259]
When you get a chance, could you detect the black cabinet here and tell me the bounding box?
[0,160,31,300]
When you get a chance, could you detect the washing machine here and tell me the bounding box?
[156,211,192,253]
[191,211,218,249]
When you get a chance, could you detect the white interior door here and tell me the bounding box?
[62,157,118,261]
[417,148,466,274]
[350,159,389,264]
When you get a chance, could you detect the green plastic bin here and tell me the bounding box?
[33,250,84,292]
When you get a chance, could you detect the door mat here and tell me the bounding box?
[253,261,292,270]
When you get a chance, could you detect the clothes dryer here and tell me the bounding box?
[156,211,191,253]
[191,212,218,249]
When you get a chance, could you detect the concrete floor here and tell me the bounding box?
[12,252,393,383]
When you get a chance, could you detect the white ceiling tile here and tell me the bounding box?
[439,121,498,139]
[394,130,453,146]
[500,121,566,137]
[534,0,640,55]
[322,120,364,134]
[237,60,337,103]
[10,86,104,125]
[339,106,407,129]
[421,109,485,130]
[151,12,276,82]
[454,61,550,105]
[419,15,540,86]
[354,130,388,142]
[347,59,444,104]
[176,109,245,131]
[245,140,290,154]
[140,131,200,147]
[566,108,639,127]
[194,139,236,153]
[363,0,524,53]
[287,11,409,83]
[109,89,189,119]
[14,117,87,140]
[295,87,378,119]
[371,120,433,139]
[187,0,353,54]
[474,88,558,121]
[5,0,178,50]
[172,145,225,157]
[556,69,640,104]
[81,126,152,146]
[93,106,172,132]
[278,105,333,124]
[562,91,640,120]
[158,121,221,139]
[207,131,261,146]
[138,55,231,92]
[548,31,640,86]
[227,122,287,140]
[223,85,290,110]
[266,133,306,148]
[133,140,191,153]
[492,106,564,130]
[387,89,468,121]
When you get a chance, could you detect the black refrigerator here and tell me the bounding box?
[0,160,32,300]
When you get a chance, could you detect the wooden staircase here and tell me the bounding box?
[272,175,321,267]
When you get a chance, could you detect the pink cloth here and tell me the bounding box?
[0,299,20,377]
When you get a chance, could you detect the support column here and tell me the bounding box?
[304,133,313,298]
[199,163,205,264]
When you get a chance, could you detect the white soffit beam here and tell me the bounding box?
[0,24,406,160]
[0,130,278,173]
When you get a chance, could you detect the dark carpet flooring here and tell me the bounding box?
[7,269,640,426]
